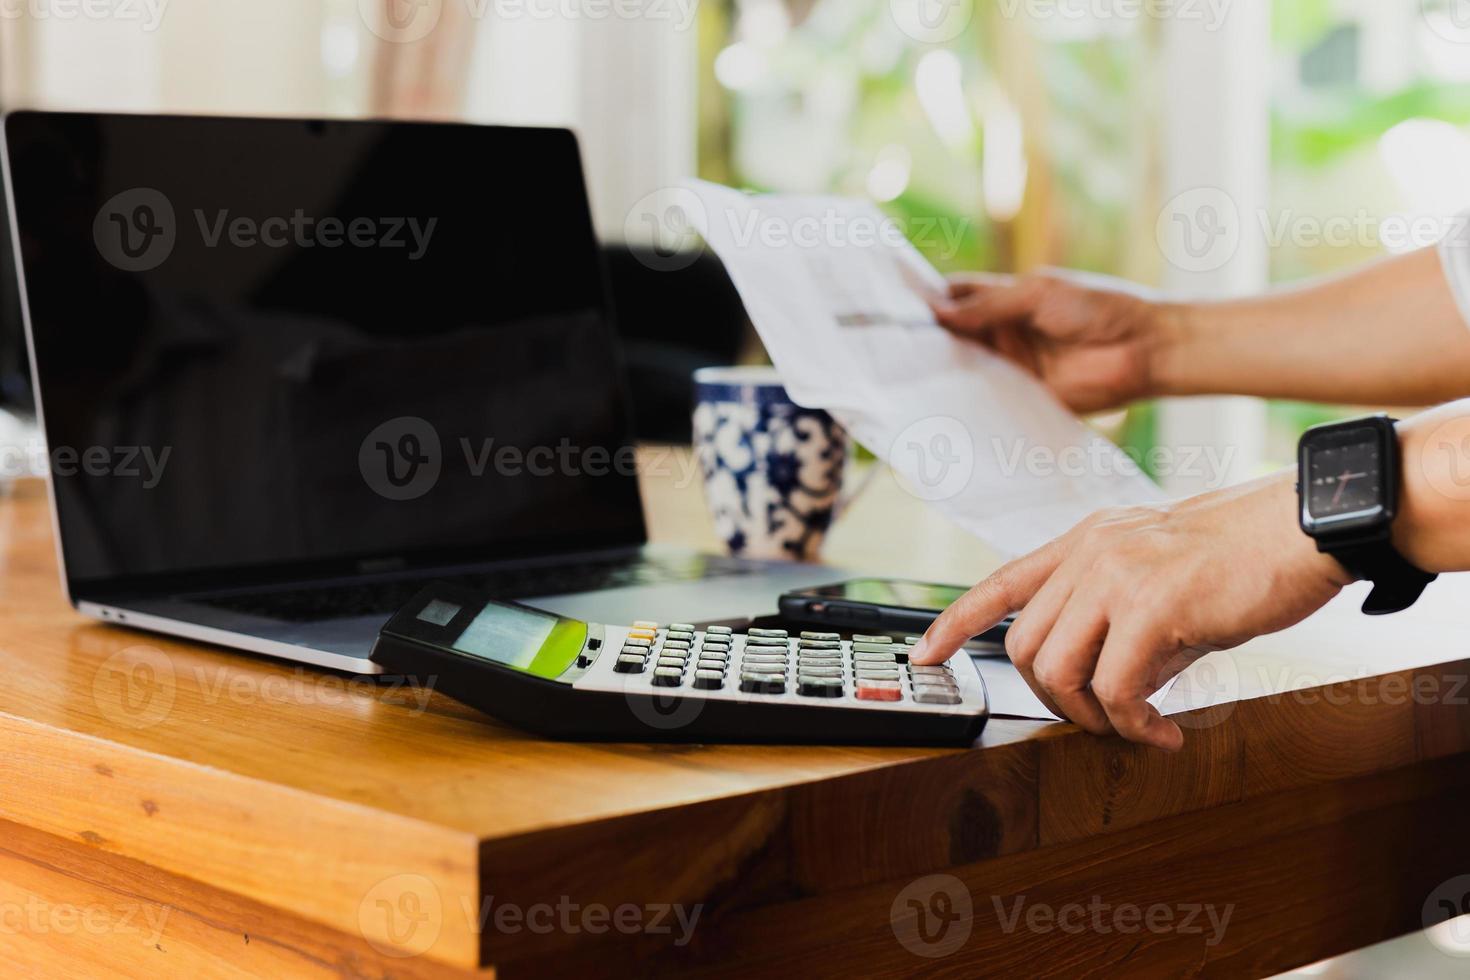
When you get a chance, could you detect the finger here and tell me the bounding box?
[1028,598,1112,735]
[946,271,1015,299]
[910,536,1069,666]
[931,279,1040,334]
[1091,622,1185,751]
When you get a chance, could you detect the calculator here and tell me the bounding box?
[372,584,989,745]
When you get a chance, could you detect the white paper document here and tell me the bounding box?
[684,180,1163,558]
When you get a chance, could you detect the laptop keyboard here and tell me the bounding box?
[196,553,754,623]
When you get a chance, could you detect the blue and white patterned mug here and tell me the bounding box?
[692,366,847,561]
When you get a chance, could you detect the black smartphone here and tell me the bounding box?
[778,578,1012,645]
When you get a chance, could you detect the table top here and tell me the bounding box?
[3,451,1468,971]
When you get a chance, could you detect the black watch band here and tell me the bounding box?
[1325,539,1437,616]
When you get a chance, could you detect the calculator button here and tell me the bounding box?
[700,638,731,648]
[745,636,788,648]
[904,636,923,645]
[670,623,697,633]
[796,665,843,678]
[913,688,962,705]
[628,629,658,641]
[853,652,898,664]
[800,631,841,641]
[696,660,728,674]
[614,654,647,673]
[798,678,844,698]
[666,628,695,638]
[856,680,902,702]
[661,639,692,651]
[622,637,652,649]
[693,669,725,690]
[740,674,786,694]
[657,657,688,669]
[741,662,786,674]
[748,628,788,638]
[852,641,895,654]
[706,625,733,635]
[909,664,952,676]
[651,667,684,686]
[852,634,890,644]
[697,651,729,663]
[797,639,840,650]
[855,668,900,681]
[632,620,659,630]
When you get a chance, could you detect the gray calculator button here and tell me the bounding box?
[852,634,890,644]
[701,637,731,647]
[854,652,898,664]
[797,639,841,650]
[651,667,684,686]
[697,651,729,663]
[741,662,786,674]
[904,636,923,645]
[622,637,652,648]
[706,625,733,635]
[913,688,962,705]
[661,639,692,650]
[693,669,725,690]
[696,660,728,673]
[798,653,842,662]
[670,623,697,633]
[910,666,952,678]
[745,636,788,648]
[856,668,900,681]
[800,631,841,641]
[614,654,647,673]
[742,651,786,662]
[657,657,688,669]
[852,641,895,654]
[748,628,788,638]
[797,666,843,678]
[798,678,844,698]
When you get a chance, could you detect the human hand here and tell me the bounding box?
[929,271,1171,414]
[909,474,1352,750]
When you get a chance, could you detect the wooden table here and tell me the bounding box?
[3,454,1470,978]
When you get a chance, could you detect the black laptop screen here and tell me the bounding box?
[5,113,646,596]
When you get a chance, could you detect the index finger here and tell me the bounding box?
[930,277,1041,334]
[909,536,1068,666]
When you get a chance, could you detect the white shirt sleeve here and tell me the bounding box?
[1437,212,1470,331]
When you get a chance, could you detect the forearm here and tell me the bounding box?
[1152,249,1470,405]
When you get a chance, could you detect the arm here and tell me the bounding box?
[910,399,1470,751]
[1157,249,1470,405]
[933,248,1470,410]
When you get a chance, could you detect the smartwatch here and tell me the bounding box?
[1297,414,1436,615]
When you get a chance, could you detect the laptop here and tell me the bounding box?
[3,111,837,674]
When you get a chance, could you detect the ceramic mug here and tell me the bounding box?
[692,366,847,561]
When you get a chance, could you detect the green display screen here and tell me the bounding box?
[449,601,586,679]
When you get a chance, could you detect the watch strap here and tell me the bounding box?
[1329,540,1438,616]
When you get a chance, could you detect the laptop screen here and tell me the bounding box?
[5,112,646,597]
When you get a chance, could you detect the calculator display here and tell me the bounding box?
[448,600,587,677]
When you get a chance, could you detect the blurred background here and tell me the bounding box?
[2,4,1469,969]
[1,0,1469,484]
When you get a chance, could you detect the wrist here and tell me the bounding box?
[1146,300,1201,398]
[1393,407,1470,574]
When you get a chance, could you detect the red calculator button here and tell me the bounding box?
[856,681,902,702]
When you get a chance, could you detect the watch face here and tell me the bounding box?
[1305,427,1385,523]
